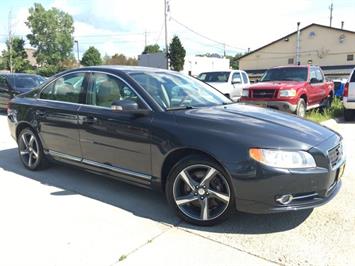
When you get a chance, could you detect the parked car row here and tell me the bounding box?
[7,66,345,225]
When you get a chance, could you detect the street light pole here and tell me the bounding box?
[75,40,80,66]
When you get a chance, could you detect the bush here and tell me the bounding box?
[306,97,343,123]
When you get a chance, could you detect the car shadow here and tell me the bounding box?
[0,147,312,234]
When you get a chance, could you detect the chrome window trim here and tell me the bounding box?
[47,150,151,181]
[37,70,153,111]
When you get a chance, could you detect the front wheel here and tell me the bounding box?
[295,98,306,117]
[18,128,47,170]
[166,156,235,226]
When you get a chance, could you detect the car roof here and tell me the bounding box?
[75,65,174,74]
[0,73,43,77]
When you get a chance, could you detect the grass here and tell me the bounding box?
[306,97,344,123]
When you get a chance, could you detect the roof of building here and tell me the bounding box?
[238,23,355,60]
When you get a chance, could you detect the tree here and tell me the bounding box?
[104,53,138,66]
[168,36,186,71]
[81,46,102,66]
[226,53,244,70]
[143,44,161,54]
[1,37,31,72]
[26,3,74,72]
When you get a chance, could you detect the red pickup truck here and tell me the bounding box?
[240,65,334,117]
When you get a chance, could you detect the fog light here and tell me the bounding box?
[276,194,293,205]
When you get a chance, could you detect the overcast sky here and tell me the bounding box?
[0,0,354,58]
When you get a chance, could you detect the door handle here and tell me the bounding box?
[35,110,46,117]
[83,116,98,124]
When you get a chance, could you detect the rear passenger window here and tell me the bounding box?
[40,73,85,103]
[242,72,249,84]
[350,71,355,82]
[315,69,324,82]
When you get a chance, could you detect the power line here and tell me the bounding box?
[170,16,248,52]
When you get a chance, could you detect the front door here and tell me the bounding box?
[78,72,152,181]
[36,72,88,159]
[308,67,325,106]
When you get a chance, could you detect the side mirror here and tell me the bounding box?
[310,78,318,84]
[111,99,150,115]
[111,99,139,111]
[232,77,242,84]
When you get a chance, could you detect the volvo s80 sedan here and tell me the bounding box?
[7,66,345,225]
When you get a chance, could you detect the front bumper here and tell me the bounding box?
[240,99,297,113]
[225,134,344,214]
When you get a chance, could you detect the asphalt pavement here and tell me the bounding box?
[0,113,354,266]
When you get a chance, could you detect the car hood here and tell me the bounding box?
[174,103,336,150]
[249,81,307,89]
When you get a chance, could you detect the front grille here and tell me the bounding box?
[328,143,343,168]
[252,89,276,99]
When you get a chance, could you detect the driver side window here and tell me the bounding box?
[87,73,145,109]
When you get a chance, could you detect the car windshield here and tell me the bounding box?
[261,67,308,82]
[197,72,230,83]
[129,71,232,110]
[8,75,46,91]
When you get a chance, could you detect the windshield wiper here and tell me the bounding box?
[166,106,194,111]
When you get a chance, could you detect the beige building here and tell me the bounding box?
[239,23,355,80]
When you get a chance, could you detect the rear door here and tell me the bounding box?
[36,72,88,159]
[77,72,152,183]
[0,75,12,109]
[231,71,243,99]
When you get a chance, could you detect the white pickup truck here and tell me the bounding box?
[344,68,355,121]
[197,70,250,101]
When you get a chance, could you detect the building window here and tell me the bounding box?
[347,54,354,61]
[288,58,294,64]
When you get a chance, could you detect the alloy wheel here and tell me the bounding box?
[19,131,40,169]
[173,164,231,222]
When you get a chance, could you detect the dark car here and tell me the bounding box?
[7,66,345,225]
[0,73,46,109]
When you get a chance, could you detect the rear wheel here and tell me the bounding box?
[18,128,47,170]
[344,109,354,121]
[296,98,306,117]
[166,155,235,226]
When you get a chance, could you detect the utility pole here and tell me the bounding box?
[296,22,301,65]
[74,40,80,66]
[8,11,13,73]
[329,2,333,27]
[164,0,169,69]
[144,30,147,48]
[223,43,226,58]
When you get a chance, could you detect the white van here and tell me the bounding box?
[197,70,250,101]
[343,68,355,121]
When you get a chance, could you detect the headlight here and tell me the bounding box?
[249,148,316,169]
[279,89,296,97]
[242,89,249,97]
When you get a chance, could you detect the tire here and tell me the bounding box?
[323,95,333,109]
[295,98,306,117]
[344,109,354,121]
[166,155,235,226]
[17,128,48,170]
